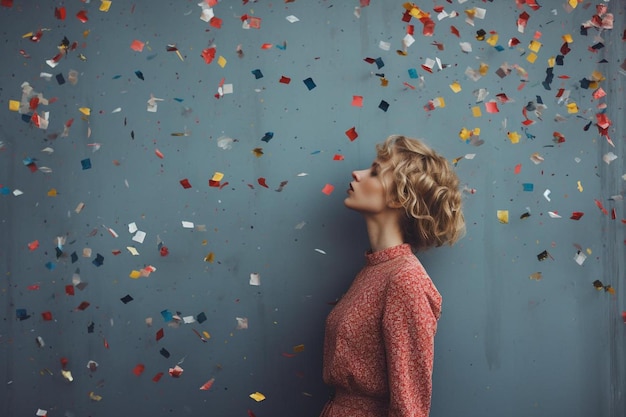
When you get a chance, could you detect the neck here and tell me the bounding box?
[363,211,405,253]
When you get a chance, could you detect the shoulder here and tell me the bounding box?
[385,255,441,317]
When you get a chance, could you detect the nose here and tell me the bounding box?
[351,170,359,181]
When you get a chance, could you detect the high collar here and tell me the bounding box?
[365,243,413,266]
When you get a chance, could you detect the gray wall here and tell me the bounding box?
[1,1,624,416]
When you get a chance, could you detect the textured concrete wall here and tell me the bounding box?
[0,1,624,416]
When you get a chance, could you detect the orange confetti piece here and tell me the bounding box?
[514,164,522,174]
[261,43,273,49]
[321,184,334,195]
[155,149,164,159]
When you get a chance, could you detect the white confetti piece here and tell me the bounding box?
[249,272,261,286]
[378,40,391,51]
[543,189,551,202]
[285,15,299,23]
[132,230,146,244]
[128,222,138,233]
[315,248,327,255]
[182,221,194,228]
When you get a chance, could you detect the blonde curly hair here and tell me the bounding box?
[376,135,466,251]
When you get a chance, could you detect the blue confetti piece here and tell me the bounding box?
[16,308,29,320]
[71,252,78,263]
[161,309,173,322]
[378,100,389,112]
[45,261,56,271]
[135,70,144,80]
[81,158,92,170]
[408,68,418,79]
[92,253,104,267]
[112,75,122,79]
[276,43,286,50]
[0,187,10,195]
[173,98,184,102]
[310,150,321,155]
[22,157,34,166]
[56,73,65,85]
[494,45,505,52]
[375,57,384,69]
[251,69,263,79]
[261,132,274,142]
[523,183,534,192]
[303,77,316,90]
[21,114,31,123]
[197,312,207,323]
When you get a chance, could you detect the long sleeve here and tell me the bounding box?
[382,272,440,417]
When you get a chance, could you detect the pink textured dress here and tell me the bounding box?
[320,244,442,417]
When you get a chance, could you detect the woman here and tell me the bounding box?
[320,135,465,417]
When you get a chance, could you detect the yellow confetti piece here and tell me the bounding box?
[252,148,264,157]
[212,172,224,182]
[566,102,578,113]
[528,40,542,53]
[83,30,90,38]
[204,252,215,263]
[380,77,388,87]
[9,100,20,111]
[507,131,521,144]
[568,0,578,8]
[79,107,91,116]
[129,270,141,279]
[562,34,573,43]
[471,106,482,117]
[22,31,34,39]
[497,210,509,224]
[47,188,57,197]
[127,246,140,256]
[449,81,462,93]
[486,34,498,46]
[293,344,305,353]
[459,128,471,140]
[547,56,555,68]
[201,239,208,246]
[249,392,266,402]
[478,63,489,76]
[577,181,583,192]
[217,56,227,68]
[99,0,112,12]
[435,97,445,108]
[202,331,211,339]
[586,248,592,255]
[526,52,537,64]
[591,70,605,82]
[529,272,542,281]
[61,370,73,382]
[89,391,103,401]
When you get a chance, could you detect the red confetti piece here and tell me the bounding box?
[76,301,90,311]
[621,311,626,323]
[248,17,261,29]
[333,154,345,161]
[160,246,169,256]
[261,43,273,49]
[514,164,522,174]
[345,126,358,141]
[209,17,223,29]
[27,284,40,290]
[279,76,291,84]
[76,10,88,23]
[155,149,164,159]
[1,0,14,7]
[156,328,164,341]
[553,132,565,143]
[351,95,363,107]
[199,378,215,391]
[133,364,145,376]
[321,184,335,195]
[248,410,257,417]
[152,372,164,382]
[60,357,69,368]
[450,25,460,37]
[65,285,75,296]
[570,212,584,220]
[28,240,39,251]
[103,337,109,349]
[258,177,269,188]
[41,311,53,321]
[594,199,608,215]
[208,179,220,187]
[201,47,216,64]
[54,6,66,20]
[180,179,192,189]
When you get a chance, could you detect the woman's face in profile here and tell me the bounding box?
[344,159,395,215]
